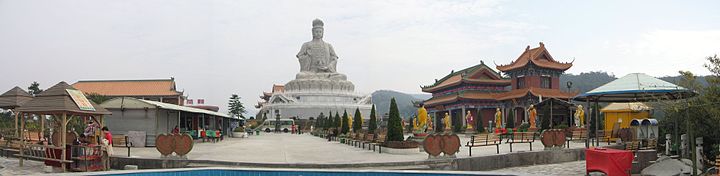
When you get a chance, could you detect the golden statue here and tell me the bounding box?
[427,116,434,132]
[417,105,428,129]
[495,108,503,129]
[412,117,419,131]
[443,112,451,131]
[347,115,353,131]
[575,105,585,128]
[465,111,474,130]
[528,105,537,129]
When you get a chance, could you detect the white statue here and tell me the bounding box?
[296,19,346,80]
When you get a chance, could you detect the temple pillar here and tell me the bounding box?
[461,106,467,127]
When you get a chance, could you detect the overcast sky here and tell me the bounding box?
[1,0,718,115]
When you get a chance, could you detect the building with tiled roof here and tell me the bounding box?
[255,84,285,116]
[72,78,186,105]
[422,42,578,131]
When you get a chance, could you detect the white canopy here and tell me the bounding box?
[574,73,696,102]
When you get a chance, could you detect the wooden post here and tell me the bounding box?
[61,113,67,172]
[14,111,19,137]
[19,112,24,167]
[550,100,554,128]
[40,114,45,142]
[585,98,590,148]
[594,100,600,147]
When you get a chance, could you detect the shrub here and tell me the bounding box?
[554,124,569,130]
[369,105,377,133]
[476,110,485,133]
[353,108,362,132]
[507,109,515,128]
[341,110,349,134]
[386,98,404,142]
[519,123,530,132]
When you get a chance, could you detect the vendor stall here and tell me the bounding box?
[14,82,112,172]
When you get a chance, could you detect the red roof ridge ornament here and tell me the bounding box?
[496,42,573,72]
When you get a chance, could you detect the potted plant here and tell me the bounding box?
[382,98,420,154]
[233,127,246,138]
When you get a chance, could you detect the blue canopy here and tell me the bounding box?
[573,73,696,102]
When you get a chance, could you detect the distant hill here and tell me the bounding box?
[659,76,708,87]
[371,90,428,119]
[559,71,707,94]
[560,71,617,94]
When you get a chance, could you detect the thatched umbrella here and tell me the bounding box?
[0,86,33,137]
[15,81,111,171]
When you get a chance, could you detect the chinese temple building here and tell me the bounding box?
[255,84,285,119]
[422,42,578,130]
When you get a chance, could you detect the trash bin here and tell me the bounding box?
[586,148,633,175]
[255,130,260,135]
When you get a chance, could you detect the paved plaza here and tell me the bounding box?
[112,133,605,164]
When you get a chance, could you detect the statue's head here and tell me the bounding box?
[312,19,324,39]
[577,105,583,109]
[496,108,500,111]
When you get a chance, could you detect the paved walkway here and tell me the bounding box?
[492,161,586,176]
[112,133,606,164]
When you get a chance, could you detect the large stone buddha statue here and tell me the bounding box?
[295,19,347,80]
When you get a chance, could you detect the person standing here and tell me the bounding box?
[101,126,113,170]
[171,125,180,134]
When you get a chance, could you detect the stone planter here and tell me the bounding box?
[381,147,420,155]
[232,132,245,138]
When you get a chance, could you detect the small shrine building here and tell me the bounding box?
[422,42,578,130]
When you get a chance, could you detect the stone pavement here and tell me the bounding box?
[112,133,606,164]
[492,160,586,176]
[0,157,46,175]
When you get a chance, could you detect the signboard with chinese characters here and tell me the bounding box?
[66,89,96,111]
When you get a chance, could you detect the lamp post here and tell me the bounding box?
[275,109,281,133]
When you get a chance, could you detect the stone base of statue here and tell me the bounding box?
[262,73,372,119]
[528,127,539,132]
[408,134,427,152]
[464,128,476,136]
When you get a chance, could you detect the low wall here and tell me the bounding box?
[108,145,623,171]
[453,148,585,171]
[110,156,190,170]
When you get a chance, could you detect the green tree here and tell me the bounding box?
[317,112,325,129]
[228,94,246,119]
[341,110,350,134]
[476,110,485,133]
[659,55,720,164]
[507,109,515,128]
[353,108,362,132]
[28,81,43,97]
[326,111,333,130]
[368,105,377,133]
[86,93,111,104]
[334,112,341,129]
[386,98,404,142]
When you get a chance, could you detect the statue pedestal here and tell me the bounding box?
[464,129,476,136]
[409,133,429,152]
[528,127,539,132]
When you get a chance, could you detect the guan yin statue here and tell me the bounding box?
[260,19,372,120]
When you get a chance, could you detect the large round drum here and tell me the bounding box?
[155,134,175,156]
[440,134,460,155]
[173,134,194,156]
[423,135,442,157]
